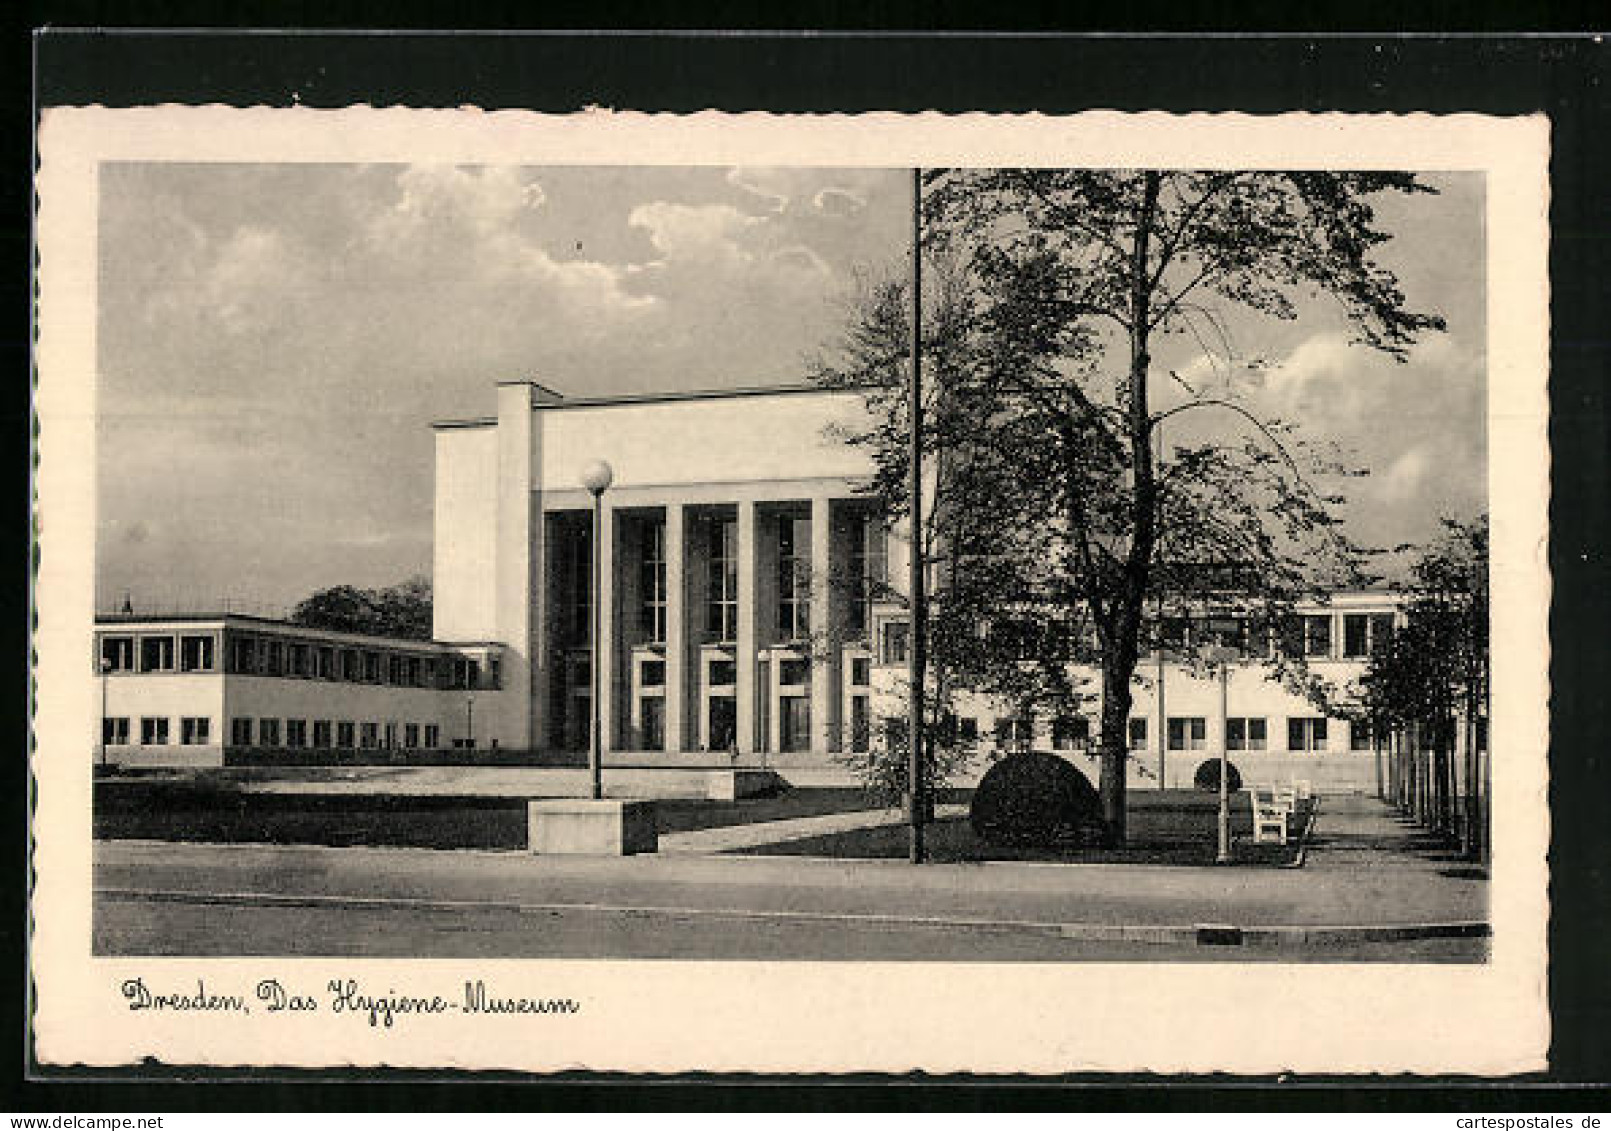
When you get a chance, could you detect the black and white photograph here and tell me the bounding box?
[31,108,1550,1075]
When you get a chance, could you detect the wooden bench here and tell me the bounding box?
[1250,786,1290,845]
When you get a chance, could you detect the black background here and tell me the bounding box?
[12,13,1611,1111]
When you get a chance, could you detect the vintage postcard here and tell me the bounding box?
[31,107,1550,1074]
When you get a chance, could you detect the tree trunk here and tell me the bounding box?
[1099,659,1135,843]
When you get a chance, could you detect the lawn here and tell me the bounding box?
[92,777,960,851]
[94,776,1304,866]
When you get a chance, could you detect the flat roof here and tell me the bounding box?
[431,380,874,429]
[94,612,506,653]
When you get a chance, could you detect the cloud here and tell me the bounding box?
[813,186,867,215]
[628,201,760,266]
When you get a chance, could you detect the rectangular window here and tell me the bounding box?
[708,659,736,687]
[408,657,425,687]
[140,635,175,672]
[779,658,810,687]
[388,655,405,685]
[259,718,281,747]
[881,621,910,665]
[1227,717,1268,752]
[231,717,253,746]
[336,721,356,748]
[180,717,210,745]
[639,697,665,751]
[1343,614,1371,658]
[1052,716,1091,751]
[640,659,666,688]
[139,716,169,745]
[179,634,215,672]
[1288,717,1329,752]
[229,634,257,674]
[263,638,284,676]
[341,649,362,683]
[488,658,501,689]
[1128,717,1148,750]
[286,719,308,748]
[777,514,812,641]
[1370,613,1396,655]
[851,657,871,687]
[707,518,739,642]
[363,651,381,683]
[288,643,311,677]
[404,723,420,749]
[316,647,335,679]
[1168,717,1207,752]
[102,717,130,745]
[850,696,871,753]
[100,635,136,672]
[360,722,379,749]
[313,720,333,748]
[424,724,440,749]
[1304,615,1333,659]
[640,518,668,643]
[1351,720,1374,751]
[847,515,887,638]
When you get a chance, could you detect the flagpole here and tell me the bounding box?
[908,166,927,865]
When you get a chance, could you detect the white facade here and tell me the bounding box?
[93,615,504,768]
[431,380,1402,790]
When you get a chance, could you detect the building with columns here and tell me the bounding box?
[91,377,1439,792]
[430,379,1421,792]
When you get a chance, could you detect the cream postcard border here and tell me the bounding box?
[32,108,1551,1075]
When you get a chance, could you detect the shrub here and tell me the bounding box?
[1193,758,1242,793]
[969,751,1103,846]
[839,725,975,809]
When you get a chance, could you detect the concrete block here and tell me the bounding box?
[527,799,658,855]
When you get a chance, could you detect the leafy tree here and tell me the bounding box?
[291,575,433,640]
[818,170,1445,842]
[1359,516,1489,857]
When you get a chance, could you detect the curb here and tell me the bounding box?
[96,886,1491,948]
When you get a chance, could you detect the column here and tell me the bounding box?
[664,503,687,753]
[494,382,534,750]
[810,496,835,754]
[596,502,617,753]
[735,500,758,754]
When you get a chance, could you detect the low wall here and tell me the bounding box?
[105,746,226,770]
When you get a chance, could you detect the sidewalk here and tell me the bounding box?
[96,796,1487,942]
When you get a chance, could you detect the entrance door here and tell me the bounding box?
[780,697,811,754]
[709,695,737,753]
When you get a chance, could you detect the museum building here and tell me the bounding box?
[96,379,1415,790]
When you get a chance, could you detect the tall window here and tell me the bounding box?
[881,620,910,665]
[707,518,738,642]
[180,717,210,745]
[847,515,887,638]
[231,717,253,746]
[1343,614,1371,658]
[288,643,311,677]
[1350,719,1374,751]
[312,720,333,747]
[259,718,281,746]
[1303,615,1333,658]
[1288,717,1329,752]
[639,518,668,643]
[565,523,593,645]
[1370,613,1396,655]
[140,717,169,745]
[102,717,130,745]
[1128,717,1148,750]
[286,719,308,748]
[228,634,256,674]
[777,514,811,641]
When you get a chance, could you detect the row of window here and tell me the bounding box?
[975,714,1363,753]
[98,632,494,690]
[101,716,211,746]
[104,714,448,749]
[877,612,1397,667]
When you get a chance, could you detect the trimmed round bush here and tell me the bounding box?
[969,752,1103,846]
[1193,758,1243,793]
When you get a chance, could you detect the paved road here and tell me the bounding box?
[95,891,1486,962]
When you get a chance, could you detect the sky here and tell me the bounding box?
[94,164,1485,611]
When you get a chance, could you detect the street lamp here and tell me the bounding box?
[466,693,475,750]
[581,459,614,802]
[98,656,112,770]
